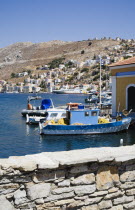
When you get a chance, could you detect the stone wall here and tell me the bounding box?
[1,145,135,210]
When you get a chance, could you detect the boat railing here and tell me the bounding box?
[68,104,99,111]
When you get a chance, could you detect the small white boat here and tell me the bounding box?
[53,87,85,94]
[26,108,66,124]
[39,104,131,135]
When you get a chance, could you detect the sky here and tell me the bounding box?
[0,0,135,48]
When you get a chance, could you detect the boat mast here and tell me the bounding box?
[99,56,102,106]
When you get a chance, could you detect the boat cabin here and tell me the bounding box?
[27,98,54,110]
[47,109,66,121]
[66,105,100,125]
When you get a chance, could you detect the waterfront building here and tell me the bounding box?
[32,86,41,93]
[110,56,135,116]
[23,85,33,93]
[13,86,22,93]
[0,84,3,92]
[5,85,13,93]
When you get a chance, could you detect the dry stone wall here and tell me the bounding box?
[1,145,135,209]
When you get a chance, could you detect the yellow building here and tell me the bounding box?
[109,56,135,115]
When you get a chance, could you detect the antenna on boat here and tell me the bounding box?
[99,55,102,107]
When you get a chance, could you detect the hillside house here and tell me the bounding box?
[54,78,61,83]
[16,72,28,77]
[59,64,65,69]
[116,37,121,41]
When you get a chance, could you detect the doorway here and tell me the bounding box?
[128,86,135,111]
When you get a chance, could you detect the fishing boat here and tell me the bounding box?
[39,104,131,135]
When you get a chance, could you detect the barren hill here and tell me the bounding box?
[0,39,119,80]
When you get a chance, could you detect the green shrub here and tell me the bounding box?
[11,73,16,78]
[81,68,89,73]
[93,74,99,81]
[91,70,99,76]
[48,57,65,69]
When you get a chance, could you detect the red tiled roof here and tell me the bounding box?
[109,56,135,67]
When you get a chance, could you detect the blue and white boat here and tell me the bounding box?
[39,104,131,135]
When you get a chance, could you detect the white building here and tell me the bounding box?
[23,85,33,93]
[32,86,41,93]
[24,77,31,83]
[78,62,85,68]
[16,72,28,77]
[115,37,121,41]
[59,64,65,69]
[5,85,14,92]
[113,45,121,50]
[55,78,61,83]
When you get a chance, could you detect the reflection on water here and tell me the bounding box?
[0,93,135,158]
[39,130,133,152]
[25,124,39,136]
[26,125,30,136]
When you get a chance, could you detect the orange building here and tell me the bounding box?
[109,57,135,115]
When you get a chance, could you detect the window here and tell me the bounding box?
[85,112,89,116]
[61,113,66,118]
[91,111,97,116]
[50,113,58,117]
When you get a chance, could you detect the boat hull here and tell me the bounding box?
[21,109,47,117]
[26,116,46,124]
[40,118,131,135]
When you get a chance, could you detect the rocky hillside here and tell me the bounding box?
[0,39,119,80]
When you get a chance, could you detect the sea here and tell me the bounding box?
[0,93,135,158]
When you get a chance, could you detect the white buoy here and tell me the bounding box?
[120,139,123,146]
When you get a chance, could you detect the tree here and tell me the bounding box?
[11,73,16,78]
[93,54,96,59]
[74,72,78,76]
[27,70,31,75]
[91,70,99,76]
[102,74,108,81]
[68,61,73,66]
[88,42,92,46]
[81,50,85,54]
[39,81,47,89]
[93,75,100,81]
[48,57,65,69]
[81,68,89,73]
[101,64,106,70]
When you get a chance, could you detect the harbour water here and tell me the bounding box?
[0,93,135,158]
